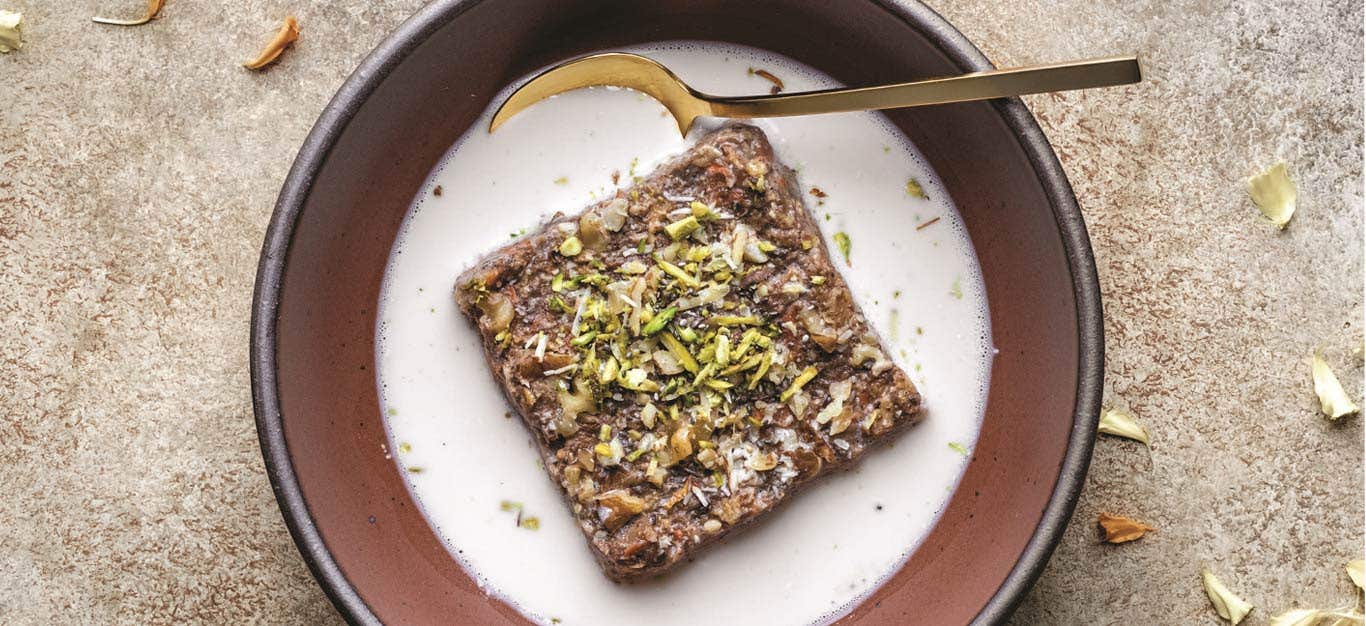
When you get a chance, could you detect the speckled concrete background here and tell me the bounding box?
[1,0,1360,624]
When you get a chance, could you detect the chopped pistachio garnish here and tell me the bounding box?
[655,258,701,288]
[810,276,826,285]
[398,442,412,454]
[0,9,21,52]
[93,0,164,26]
[546,271,568,292]
[642,306,676,336]
[1097,512,1154,543]
[1267,608,1363,626]
[406,466,424,474]
[947,442,968,456]
[1348,559,1364,590]
[1098,407,1151,445]
[689,200,715,219]
[558,235,583,257]
[665,215,702,240]
[553,176,569,185]
[1202,569,1254,625]
[520,517,540,530]
[620,367,659,391]
[500,500,523,512]
[906,178,928,199]
[243,16,300,70]
[832,232,851,265]
[780,366,818,402]
[949,277,963,300]
[658,332,699,374]
[1247,162,1296,229]
[548,295,571,314]
[1311,352,1360,420]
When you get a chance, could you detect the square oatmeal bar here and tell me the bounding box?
[455,124,921,581]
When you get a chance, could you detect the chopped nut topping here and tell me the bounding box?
[558,235,584,257]
[833,232,851,265]
[905,178,928,199]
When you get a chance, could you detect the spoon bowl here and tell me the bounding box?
[491,53,708,135]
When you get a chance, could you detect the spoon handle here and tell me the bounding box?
[705,56,1142,118]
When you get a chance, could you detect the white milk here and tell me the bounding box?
[376,42,993,626]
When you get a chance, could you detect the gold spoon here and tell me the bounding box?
[491,52,1141,135]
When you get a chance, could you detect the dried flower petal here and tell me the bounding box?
[1098,407,1150,445]
[1348,559,1364,590]
[1202,569,1255,625]
[1268,607,1363,626]
[1097,512,1155,543]
[92,0,165,26]
[749,67,784,94]
[0,10,21,52]
[1312,352,1360,420]
[1247,162,1296,229]
[243,15,300,70]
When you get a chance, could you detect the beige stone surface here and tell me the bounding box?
[0,0,1360,624]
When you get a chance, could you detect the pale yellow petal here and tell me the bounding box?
[1098,407,1150,445]
[1270,608,1326,626]
[1247,162,1296,229]
[1312,353,1360,420]
[0,10,21,53]
[1348,559,1364,590]
[1269,608,1364,626]
[1203,569,1255,625]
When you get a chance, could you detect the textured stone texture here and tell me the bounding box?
[0,1,1360,624]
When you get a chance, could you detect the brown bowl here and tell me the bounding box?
[251,1,1104,623]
